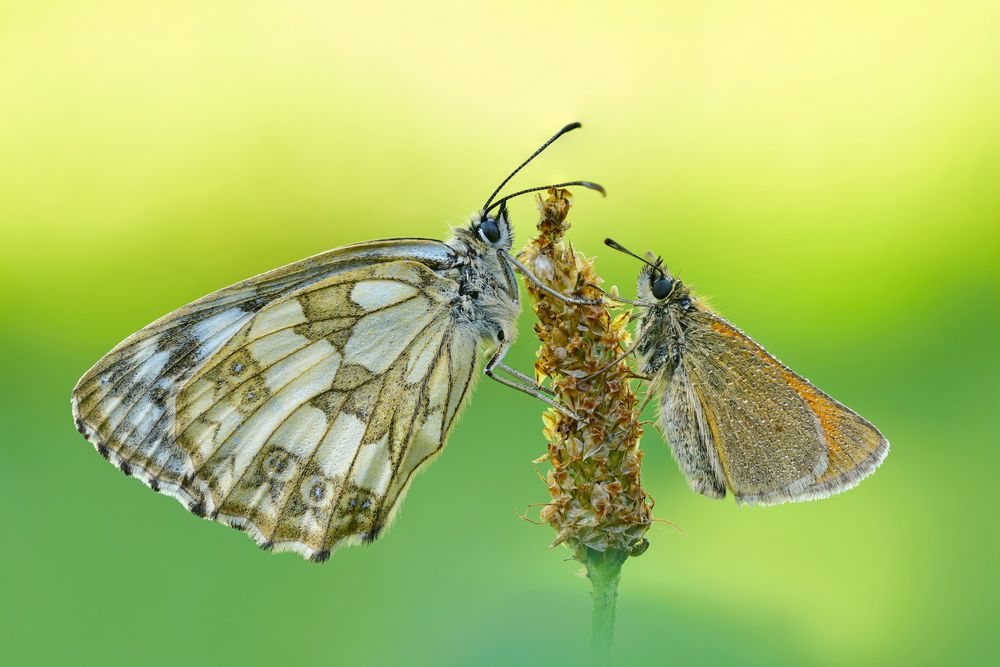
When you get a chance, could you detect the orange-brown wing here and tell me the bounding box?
[675,314,888,505]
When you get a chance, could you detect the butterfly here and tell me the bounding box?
[599,238,889,505]
[71,123,603,562]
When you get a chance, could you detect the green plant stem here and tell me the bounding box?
[582,547,628,662]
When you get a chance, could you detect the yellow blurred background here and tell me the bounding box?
[1,1,997,665]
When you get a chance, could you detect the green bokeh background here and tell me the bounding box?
[2,2,997,666]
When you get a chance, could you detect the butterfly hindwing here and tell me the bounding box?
[174,260,478,559]
[658,361,728,500]
[73,244,481,561]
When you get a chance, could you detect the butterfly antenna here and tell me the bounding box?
[604,238,661,271]
[483,122,583,211]
[485,180,605,214]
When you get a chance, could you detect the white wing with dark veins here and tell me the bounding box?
[72,243,488,562]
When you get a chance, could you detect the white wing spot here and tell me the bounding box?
[406,328,445,384]
[222,352,343,477]
[350,280,418,311]
[193,308,249,342]
[350,434,392,495]
[250,329,312,369]
[269,403,329,459]
[248,299,306,340]
[343,298,436,374]
[260,339,339,394]
[315,413,366,477]
[135,350,170,383]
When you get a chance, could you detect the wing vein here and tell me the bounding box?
[365,326,452,531]
[107,317,249,449]
[192,341,338,487]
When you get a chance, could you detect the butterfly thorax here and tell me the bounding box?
[635,267,702,377]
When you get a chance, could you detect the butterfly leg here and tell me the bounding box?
[503,254,601,306]
[580,337,642,381]
[485,338,583,420]
[496,363,556,397]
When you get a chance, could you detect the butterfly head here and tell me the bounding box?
[604,238,694,310]
[455,122,606,301]
[472,122,604,254]
[636,263,690,308]
[471,205,514,252]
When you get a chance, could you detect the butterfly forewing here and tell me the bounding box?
[764,343,889,499]
[72,244,482,561]
[671,315,887,504]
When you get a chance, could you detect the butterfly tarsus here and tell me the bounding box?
[650,516,687,536]
[513,509,548,526]
[580,337,643,381]
[485,338,584,421]
[496,363,555,397]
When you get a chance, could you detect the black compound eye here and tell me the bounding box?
[479,218,501,244]
[651,276,674,300]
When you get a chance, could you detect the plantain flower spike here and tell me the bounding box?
[520,189,653,593]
